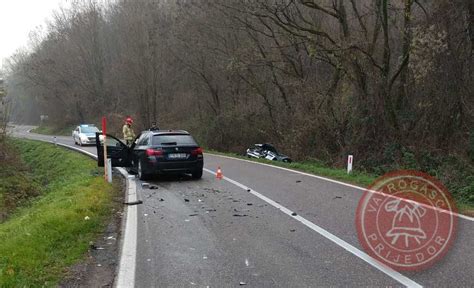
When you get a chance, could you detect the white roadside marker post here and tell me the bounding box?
[102,116,108,182]
[103,135,108,181]
[347,155,353,174]
[53,136,57,146]
[107,158,112,183]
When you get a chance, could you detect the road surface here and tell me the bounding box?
[11,125,474,287]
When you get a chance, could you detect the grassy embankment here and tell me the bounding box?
[0,139,117,287]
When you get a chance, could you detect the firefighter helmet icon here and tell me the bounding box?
[385,199,427,247]
[356,170,458,271]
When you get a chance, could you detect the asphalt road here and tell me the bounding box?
[10,125,474,287]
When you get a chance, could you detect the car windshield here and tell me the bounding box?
[81,126,99,133]
[152,134,197,146]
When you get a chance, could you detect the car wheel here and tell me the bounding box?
[192,169,203,179]
[137,161,149,180]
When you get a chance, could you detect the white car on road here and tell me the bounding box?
[72,124,103,146]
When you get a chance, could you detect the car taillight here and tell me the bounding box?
[146,149,163,156]
[191,147,203,156]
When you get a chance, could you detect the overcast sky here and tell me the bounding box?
[0,0,67,66]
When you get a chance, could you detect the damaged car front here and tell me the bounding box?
[246,143,292,163]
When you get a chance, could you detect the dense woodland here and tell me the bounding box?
[3,0,474,203]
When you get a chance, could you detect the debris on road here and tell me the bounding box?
[189,214,198,217]
[239,281,247,285]
[291,212,297,216]
[141,182,150,188]
[123,200,143,206]
[89,242,97,250]
[159,198,164,202]
[333,196,342,199]
[296,180,302,183]
[149,185,158,189]
[204,187,221,193]
[290,229,296,232]
[233,214,248,217]
[247,203,253,206]
[184,198,190,202]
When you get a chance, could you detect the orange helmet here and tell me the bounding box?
[126,117,133,124]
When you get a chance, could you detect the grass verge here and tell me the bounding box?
[206,149,474,215]
[0,139,116,287]
[31,125,75,136]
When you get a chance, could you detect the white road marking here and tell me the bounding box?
[115,167,138,288]
[204,168,422,288]
[206,153,474,222]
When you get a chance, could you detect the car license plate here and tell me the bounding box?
[168,153,187,159]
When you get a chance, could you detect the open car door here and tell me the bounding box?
[95,133,132,167]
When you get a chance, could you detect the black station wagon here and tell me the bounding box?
[96,130,204,180]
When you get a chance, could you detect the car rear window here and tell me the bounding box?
[81,126,99,133]
[152,134,197,146]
